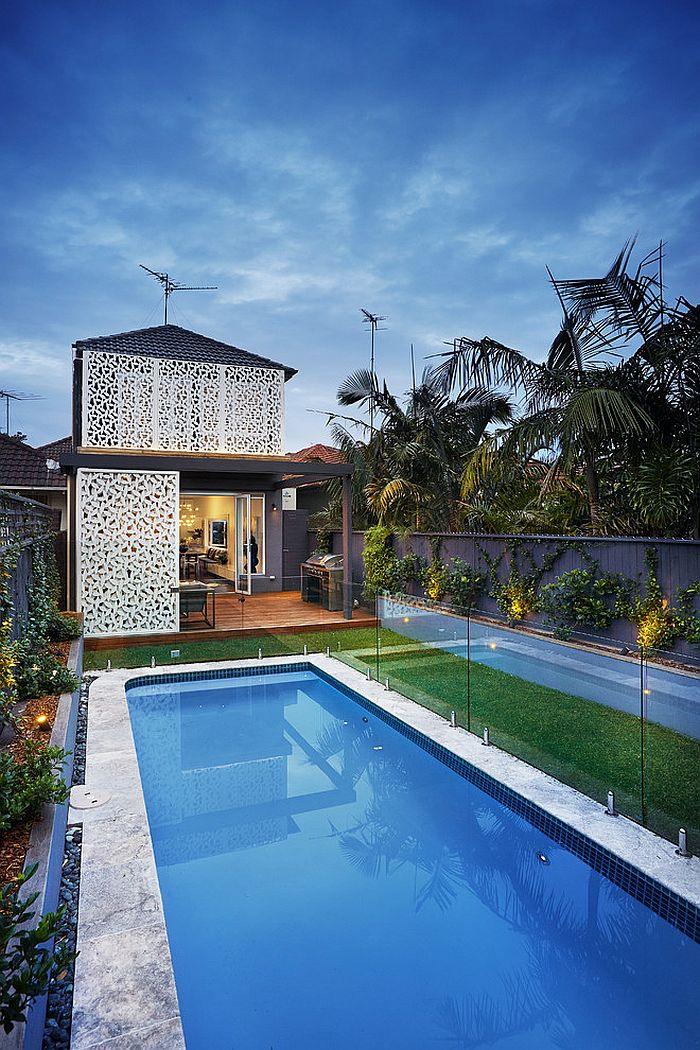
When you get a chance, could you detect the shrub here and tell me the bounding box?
[0,864,75,1033]
[447,558,486,612]
[13,643,79,702]
[46,611,82,643]
[493,572,539,624]
[423,562,450,602]
[362,526,401,599]
[676,582,700,646]
[397,551,426,587]
[618,549,679,652]
[314,525,332,555]
[0,741,70,831]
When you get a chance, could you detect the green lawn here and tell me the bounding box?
[85,627,699,845]
[83,626,383,671]
[370,644,700,846]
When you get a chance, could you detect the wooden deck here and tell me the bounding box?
[86,589,376,650]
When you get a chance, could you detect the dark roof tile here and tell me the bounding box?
[0,435,67,489]
[73,324,297,380]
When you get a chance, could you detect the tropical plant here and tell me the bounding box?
[327,367,513,531]
[0,865,75,1033]
[435,240,700,537]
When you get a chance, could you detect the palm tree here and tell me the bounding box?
[325,368,513,531]
[434,241,672,529]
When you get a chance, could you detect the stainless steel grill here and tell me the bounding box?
[300,553,344,611]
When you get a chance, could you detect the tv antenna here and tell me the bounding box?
[360,308,387,432]
[139,265,218,324]
[0,390,43,435]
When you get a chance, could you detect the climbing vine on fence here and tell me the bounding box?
[365,529,700,651]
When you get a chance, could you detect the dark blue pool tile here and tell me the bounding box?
[124,661,700,943]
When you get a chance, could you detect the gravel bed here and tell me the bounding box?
[42,677,91,1050]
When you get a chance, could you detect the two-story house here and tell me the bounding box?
[60,325,354,638]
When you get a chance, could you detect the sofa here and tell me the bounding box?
[197,546,234,581]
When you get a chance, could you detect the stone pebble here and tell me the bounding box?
[42,678,90,1049]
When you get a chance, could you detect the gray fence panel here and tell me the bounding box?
[309,528,700,655]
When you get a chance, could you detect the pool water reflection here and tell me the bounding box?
[127,669,699,1049]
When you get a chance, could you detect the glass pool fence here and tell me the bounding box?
[329,591,700,850]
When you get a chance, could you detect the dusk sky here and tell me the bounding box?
[2,0,698,450]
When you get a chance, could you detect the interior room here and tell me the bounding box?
[179,493,265,590]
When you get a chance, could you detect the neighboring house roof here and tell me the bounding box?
[288,443,345,464]
[285,444,345,491]
[37,436,74,460]
[73,324,297,380]
[0,434,70,489]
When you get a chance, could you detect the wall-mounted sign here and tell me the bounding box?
[282,488,297,511]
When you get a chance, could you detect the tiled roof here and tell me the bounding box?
[0,434,68,489]
[288,443,345,464]
[37,436,73,459]
[73,324,297,380]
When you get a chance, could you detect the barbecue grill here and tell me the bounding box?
[301,553,344,611]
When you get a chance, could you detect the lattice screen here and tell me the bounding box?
[83,351,284,453]
[77,469,179,637]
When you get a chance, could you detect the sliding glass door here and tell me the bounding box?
[234,494,251,594]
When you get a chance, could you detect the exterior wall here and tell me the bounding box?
[82,350,285,455]
[77,469,179,637]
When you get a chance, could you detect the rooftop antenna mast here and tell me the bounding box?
[0,390,43,435]
[139,265,218,324]
[360,308,387,432]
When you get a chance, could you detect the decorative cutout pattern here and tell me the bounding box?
[77,469,179,637]
[84,353,155,449]
[83,350,284,453]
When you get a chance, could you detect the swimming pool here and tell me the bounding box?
[127,666,699,1049]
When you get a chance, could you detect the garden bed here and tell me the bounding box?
[2,635,83,1050]
[0,643,72,886]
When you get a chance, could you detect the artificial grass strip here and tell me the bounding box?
[84,628,698,845]
[82,627,390,671]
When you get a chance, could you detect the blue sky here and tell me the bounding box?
[1,0,698,450]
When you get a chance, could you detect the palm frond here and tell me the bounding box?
[431,336,540,396]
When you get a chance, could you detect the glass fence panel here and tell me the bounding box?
[469,621,649,827]
[643,645,700,848]
[84,574,374,670]
[372,592,699,845]
[377,593,470,725]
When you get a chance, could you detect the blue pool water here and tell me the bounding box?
[127,669,699,1049]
